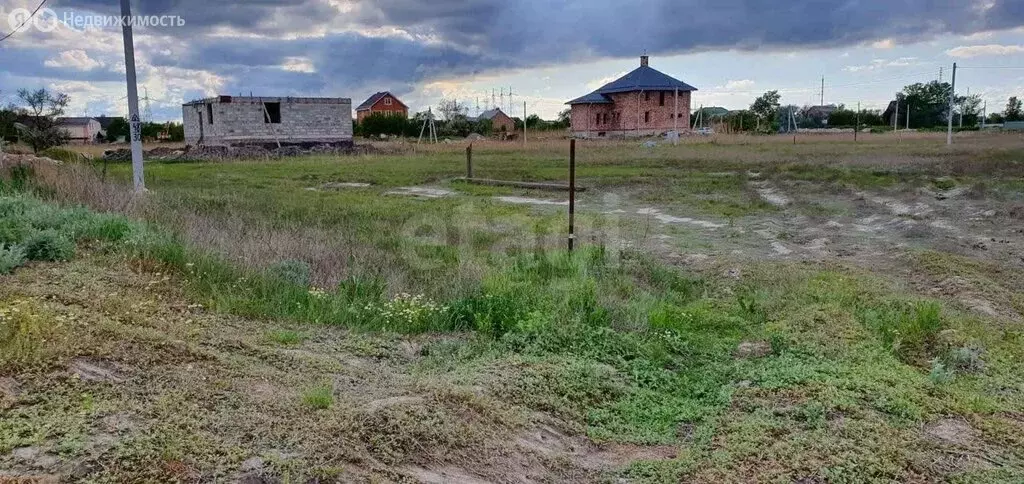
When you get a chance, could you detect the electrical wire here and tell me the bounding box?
[0,0,49,43]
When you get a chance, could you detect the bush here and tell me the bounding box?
[41,147,89,163]
[23,229,75,262]
[0,244,27,274]
[0,218,30,245]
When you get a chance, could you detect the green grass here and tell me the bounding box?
[302,384,334,409]
[5,137,1024,481]
[266,329,305,345]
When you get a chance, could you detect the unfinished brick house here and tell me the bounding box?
[182,96,352,147]
[567,56,697,137]
[355,91,408,123]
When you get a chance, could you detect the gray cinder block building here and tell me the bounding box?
[182,96,352,147]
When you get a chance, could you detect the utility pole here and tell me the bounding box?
[947,62,956,146]
[906,104,910,130]
[820,76,824,106]
[939,66,943,83]
[120,0,145,192]
[673,86,678,144]
[982,100,987,129]
[523,101,527,146]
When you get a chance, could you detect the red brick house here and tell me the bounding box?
[567,56,697,137]
[355,91,408,123]
[472,108,515,134]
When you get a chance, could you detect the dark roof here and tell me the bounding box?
[566,92,613,104]
[93,115,124,129]
[57,117,97,126]
[473,108,509,121]
[356,91,406,111]
[567,63,698,105]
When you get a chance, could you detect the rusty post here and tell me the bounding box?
[466,143,473,179]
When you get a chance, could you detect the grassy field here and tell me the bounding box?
[2,132,1023,482]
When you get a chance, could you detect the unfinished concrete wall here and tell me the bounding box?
[183,96,352,146]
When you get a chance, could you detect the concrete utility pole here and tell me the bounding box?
[947,62,956,146]
[820,76,824,106]
[906,104,910,130]
[120,0,145,191]
[982,100,987,129]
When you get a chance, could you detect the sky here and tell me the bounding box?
[0,0,1022,122]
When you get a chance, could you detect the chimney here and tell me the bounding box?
[640,55,649,67]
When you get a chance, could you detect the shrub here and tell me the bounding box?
[0,244,27,274]
[0,218,30,245]
[41,147,89,164]
[23,229,75,262]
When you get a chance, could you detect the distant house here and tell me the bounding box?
[567,55,697,137]
[355,92,408,123]
[472,108,515,133]
[58,117,103,143]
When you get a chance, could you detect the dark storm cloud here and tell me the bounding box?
[18,0,1024,113]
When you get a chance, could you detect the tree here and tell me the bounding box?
[1005,96,1023,122]
[16,88,70,153]
[436,98,468,121]
[750,90,781,130]
[556,108,571,129]
[105,117,129,142]
[525,114,542,129]
[958,94,983,126]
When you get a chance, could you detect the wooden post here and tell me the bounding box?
[466,143,473,179]
[568,139,576,253]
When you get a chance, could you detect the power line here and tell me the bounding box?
[0,0,49,43]
[956,66,1024,70]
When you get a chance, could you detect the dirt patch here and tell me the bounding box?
[637,208,725,229]
[401,465,494,484]
[493,196,568,206]
[69,358,126,384]
[924,418,979,447]
[386,187,455,198]
[735,341,772,359]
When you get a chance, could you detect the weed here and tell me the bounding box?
[928,359,954,385]
[23,229,75,262]
[0,244,27,274]
[302,384,334,409]
[860,300,944,362]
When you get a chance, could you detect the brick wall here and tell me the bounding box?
[570,90,691,137]
[183,97,352,146]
